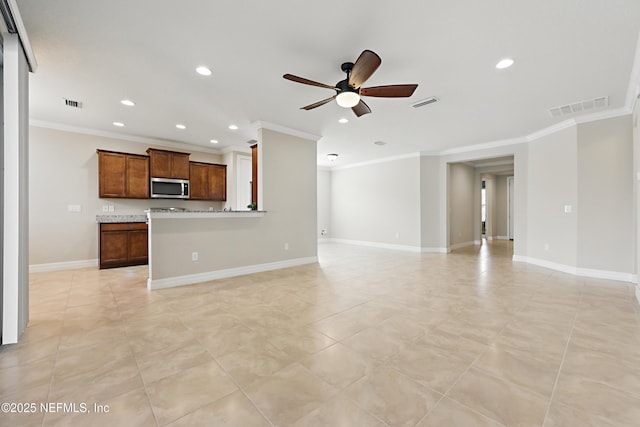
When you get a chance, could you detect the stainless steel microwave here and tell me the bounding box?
[150,177,189,199]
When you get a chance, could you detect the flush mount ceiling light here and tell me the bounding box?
[373,140,387,146]
[338,118,349,124]
[210,139,219,144]
[112,121,125,127]
[495,58,514,69]
[196,66,212,76]
[228,124,238,130]
[120,99,135,106]
[175,124,186,130]
[326,153,339,162]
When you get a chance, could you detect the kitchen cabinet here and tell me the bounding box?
[189,162,227,201]
[97,150,149,199]
[147,148,190,179]
[99,222,148,269]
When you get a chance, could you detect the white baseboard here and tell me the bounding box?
[148,256,318,290]
[512,255,634,283]
[421,247,449,254]
[329,238,422,253]
[29,259,98,273]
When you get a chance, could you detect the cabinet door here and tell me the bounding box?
[126,155,150,199]
[189,162,209,200]
[149,150,172,178]
[98,151,126,198]
[100,227,129,268]
[128,227,148,265]
[208,164,227,201]
[171,153,191,179]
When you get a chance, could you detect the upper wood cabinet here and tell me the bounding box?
[189,161,227,201]
[146,148,190,179]
[97,150,149,199]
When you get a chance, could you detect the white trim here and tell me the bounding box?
[332,153,420,171]
[438,137,526,156]
[29,259,98,273]
[525,119,577,142]
[449,240,476,251]
[29,120,223,155]
[625,33,640,112]
[5,0,37,72]
[573,107,632,125]
[636,285,640,305]
[147,256,318,290]
[513,255,634,283]
[253,120,320,142]
[329,238,422,253]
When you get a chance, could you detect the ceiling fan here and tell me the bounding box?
[283,49,418,117]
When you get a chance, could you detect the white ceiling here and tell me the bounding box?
[15,0,640,167]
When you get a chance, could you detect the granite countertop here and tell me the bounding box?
[146,209,266,219]
[96,214,148,223]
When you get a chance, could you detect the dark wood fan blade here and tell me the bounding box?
[360,84,418,98]
[349,50,381,88]
[283,74,335,90]
[351,99,371,117]
[302,96,336,110]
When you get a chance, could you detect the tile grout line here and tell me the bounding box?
[540,286,584,426]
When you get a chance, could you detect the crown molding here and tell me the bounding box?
[332,152,420,170]
[29,120,224,155]
[438,136,526,156]
[253,120,321,142]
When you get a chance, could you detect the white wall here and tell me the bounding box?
[420,155,443,251]
[577,116,633,274]
[449,163,476,248]
[526,126,578,266]
[317,169,331,240]
[331,156,421,249]
[494,175,509,238]
[29,126,225,267]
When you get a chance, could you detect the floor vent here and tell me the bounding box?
[63,98,83,109]
[412,96,439,108]
[549,96,608,118]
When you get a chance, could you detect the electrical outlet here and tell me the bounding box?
[191,252,198,261]
[284,243,289,250]
[67,204,81,212]
[320,229,327,236]
[102,205,109,212]
[395,232,400,239]
[108,205,115,212]
[544,243,549,251]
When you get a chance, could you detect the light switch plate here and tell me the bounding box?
[108,205,115,212]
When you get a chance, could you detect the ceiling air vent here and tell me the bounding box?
[549,96,608,118]
[412,96,439,108]
[63,98,83,109]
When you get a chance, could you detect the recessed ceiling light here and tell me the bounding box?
[176,124,186,130]
[196,66,212,76]
[112,122,125,127]
[228,124,238,130]
[496,58,514,69]
[210,139,219,144]
[120,99,135,106]
[338,118,349,124]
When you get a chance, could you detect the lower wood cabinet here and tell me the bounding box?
[99,222,148,269]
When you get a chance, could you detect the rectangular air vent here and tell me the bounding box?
[548,96,608,118]
[63,98,83,108]
[412,96,439,108]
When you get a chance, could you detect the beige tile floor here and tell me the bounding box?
[1,241,640,426]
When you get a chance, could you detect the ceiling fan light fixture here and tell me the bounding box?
[336,91,360,108]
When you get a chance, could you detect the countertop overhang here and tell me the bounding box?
[146,210,266,219]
